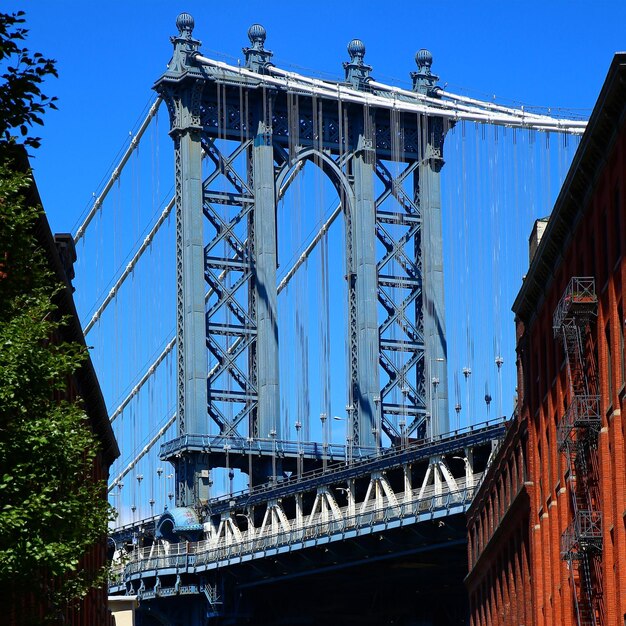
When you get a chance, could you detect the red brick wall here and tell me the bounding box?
[467,76,626,626]
[467,417,532,626]
[525,119,626,626]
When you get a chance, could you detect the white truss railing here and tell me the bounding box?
[111,472,482,582]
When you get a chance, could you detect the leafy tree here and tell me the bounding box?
[0,10,57,149]
[0,10,113,623]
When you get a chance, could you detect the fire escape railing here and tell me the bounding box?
[553,276,602,626]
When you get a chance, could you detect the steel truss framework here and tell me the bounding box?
[110,421,505,606]
[155,15,452,503]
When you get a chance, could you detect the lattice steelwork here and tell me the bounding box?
[201,137,257,437]
[155,14,450,504]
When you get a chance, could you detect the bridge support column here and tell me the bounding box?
[464,447,475,489]
[347,480,356,518]
[418,122,449,437]
[175,124,211,505]
[252,117,281,478]
[155,19,212,506]
[166,81,210,506]
[351,126,379,450]
[295,494,303,530]
[403,463,412,501]
[175,126,207,438]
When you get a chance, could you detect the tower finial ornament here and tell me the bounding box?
[248,24,267,49]
[415,49,433,74]
[243,24,273,73]
[347,39,366,64]
[176,12,195,38]
[411,48,440,96]
[166,13,201,75]
[343,39,372,90]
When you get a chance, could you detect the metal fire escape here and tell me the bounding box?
[553,277,602,626]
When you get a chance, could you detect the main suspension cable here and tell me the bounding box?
[74,97,163,245]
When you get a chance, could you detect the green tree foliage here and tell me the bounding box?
[0,10,113,623]
[0,11,57,149]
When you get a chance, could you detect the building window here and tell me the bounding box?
[606,321,613,405]
[619,301,625,387]
[615,184,622,262]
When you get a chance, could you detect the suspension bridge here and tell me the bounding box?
[73,13,587,624]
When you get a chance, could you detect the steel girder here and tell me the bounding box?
[201,136,258,440]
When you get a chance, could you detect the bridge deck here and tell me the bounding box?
[111,473,480,593]
[110,420,505,599]
[202,419,505,514]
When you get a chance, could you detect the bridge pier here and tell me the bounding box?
[418,145,450,438]
[413,51,450,438]
[352,126,380,450]
[155,17,211,507]
[251,114,282,482]
[251,116,280,440]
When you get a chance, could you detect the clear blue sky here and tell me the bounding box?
[8,0,626,233]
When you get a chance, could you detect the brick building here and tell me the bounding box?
[466,53,626,626]
[3,148,119,625]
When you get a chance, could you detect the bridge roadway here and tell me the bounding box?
[114,473,481,588]
[110,418,504,545]
[110,419,505,624]
[170,418,504,516]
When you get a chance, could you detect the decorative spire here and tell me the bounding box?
[411,48,440,96]
[347,39,366,64]
[175,12,195,38]
[243,24,273,73]
[343,39,372,90]
[167,13,201,75]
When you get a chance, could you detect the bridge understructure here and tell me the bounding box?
[111,421,503,625]
[106,13,587,626]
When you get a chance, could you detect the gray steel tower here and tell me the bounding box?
[155,14,449,507]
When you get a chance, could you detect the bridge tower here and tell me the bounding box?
[107,12,595,622]
[154,13,450,507]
